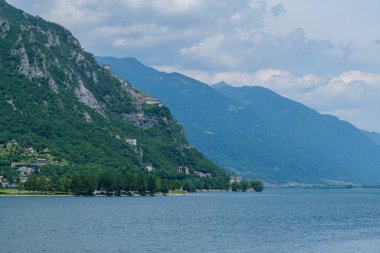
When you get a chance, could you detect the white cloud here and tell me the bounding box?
[8,0,380,74]
[9,0,355,74]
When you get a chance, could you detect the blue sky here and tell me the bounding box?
[8,0,380,132]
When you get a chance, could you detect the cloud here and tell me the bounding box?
[270,4,286,17]
[7,0,380,73]
[8,0,354,75]
[179,27,354,74]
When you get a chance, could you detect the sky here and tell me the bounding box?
[7,0,380,132]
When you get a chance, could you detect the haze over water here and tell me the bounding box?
[1,189,380,253]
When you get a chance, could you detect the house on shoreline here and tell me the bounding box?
[230,176,242,184]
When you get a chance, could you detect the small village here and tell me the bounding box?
[0,140,59,189]
[0,139,251,195]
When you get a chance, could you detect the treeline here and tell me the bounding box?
[231,180,264,192]
[22,173,174,195]
[18,172,263,195]
[20,172,224,195]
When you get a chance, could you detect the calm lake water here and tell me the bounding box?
[1,189,380,253]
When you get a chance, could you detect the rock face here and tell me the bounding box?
[0,16,9,38]
[48,78,58,93]
[75,79,105,117]
[0,0,225,179]
[11,41,48,79]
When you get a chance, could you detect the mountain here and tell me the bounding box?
[0,1,227,186]
[97,56,380,184]
[362,130,380,147]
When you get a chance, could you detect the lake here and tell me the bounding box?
[1,189,380,253]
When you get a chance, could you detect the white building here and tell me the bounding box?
[126,138,137,146]
[144,97,161,105]
[230,176,242,184]
[194,171,212,178]
[177,166,190,175]
[146,164,154,172]
[24,147,37,154]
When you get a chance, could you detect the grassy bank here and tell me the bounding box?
[0,189,73,196]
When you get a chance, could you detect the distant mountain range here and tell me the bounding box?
[97,56,380,184]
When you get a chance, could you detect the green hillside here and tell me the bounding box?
[0,0,230,192]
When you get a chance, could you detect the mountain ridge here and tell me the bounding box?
[97,56,380,184]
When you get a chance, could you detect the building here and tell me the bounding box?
[126,138,137,146]
[143,97,161,105]
[230,176,242,184]
[17,167,35,176]
[6,183,18,189]
[103,64,110,70]
[194,171,212,178]
[34,158,49,165]
[0,176,4,183]
[177,166,190,175]
[7,140,19,148]
[24,147,37,154]
[146,164,154,172]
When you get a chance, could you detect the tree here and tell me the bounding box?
[249,179,264,192]
[17,182,24,193]
[98,172,114,195]
[37,176,51,193]
[146,174,157,195]
[123,173,137,194]
[70,173,97,195]
[182,179,196,192]
[50,175,62,192]
[231,182,239,192]
[137,174,147,195]
[241,180,249,192]
[24,174,39,193]
[113,173,124,196]
[61,176,71,193]
[159,179,169,194]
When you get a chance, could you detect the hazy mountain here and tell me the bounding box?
[97,56,380,184]
[362,130,380,147]
[0,1,226,182]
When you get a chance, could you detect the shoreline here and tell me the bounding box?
[0,188,263,197]
[0,192,187,197]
